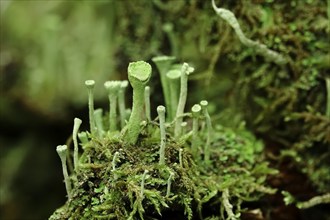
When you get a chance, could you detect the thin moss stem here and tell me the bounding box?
[166,172,174,197]
[179,148,183,168]
[112,151,120,180]
[222,188,237,220]
[73,118,82,171]
[140,170,149,198]
[297,193,330,209]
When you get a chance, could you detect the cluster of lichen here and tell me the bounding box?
[50,59,276,220]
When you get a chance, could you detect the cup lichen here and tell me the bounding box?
[125,61,152,144]
[50,60,277,220]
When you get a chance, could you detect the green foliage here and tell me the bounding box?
[3,1,329,219]
[220,0,330,196]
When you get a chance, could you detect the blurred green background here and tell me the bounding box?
[1,0,329,219]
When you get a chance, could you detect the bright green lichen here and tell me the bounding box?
[72,118,82,171]
[125,61,152,144]
[152,56,176,121]
[157,105,166,165]
[85,80,96,134]
[174,63,194,138]
[104,81,121,132]
[56,145,72,200]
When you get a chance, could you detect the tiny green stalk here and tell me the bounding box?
[162,23,179,58]
[166,172,174,197]
[94,109,105,138]
[118,80,129,128]
[179,148,183,168]
[112,151,120,172]
[174,63,194,138]
[56,145,72,200]
[104,81,121,132]
[85,80,96,134]
[73,118,82,171]
[77,131,88,145]
[112,151,120,180]
[140,170,149,198]
[125,61,152,144]
[181,121,187,135]
[152,56,175,119]
[157,105,166,165]
[191,104,202,158]
[166,69,181,121]
[200,100,213,162]
[144,86,151,121]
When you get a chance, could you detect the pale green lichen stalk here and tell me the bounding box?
[119,80,129,129]
[144,86,151,121]
[56,145,72,200]
[200,100,213,162]
[166,69,181,121]
[163,23,179,58]
[211,0,287,66]
[152,56,175,120]
[157,105,166,165]
[125,61,152,144]
[77,131,88,145]
[72,118,82,171]
[94,109,105,137]
[180,121,188,136]
[174,63,194,138]
[85,80,96,134]
[191,104,202,158]
[104,81,121,132]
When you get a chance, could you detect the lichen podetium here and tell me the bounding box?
[50,60,277,220]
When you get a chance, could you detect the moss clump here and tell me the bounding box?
[50,61,276,220]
